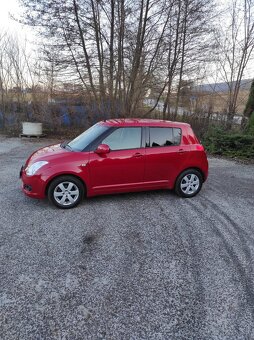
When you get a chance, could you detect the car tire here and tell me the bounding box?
[175,169,203,198]
[48,176,84,209]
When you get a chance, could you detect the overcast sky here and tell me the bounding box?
[0,0,35,44]
[1,0,253,84]
[0,0,21,31]
[0,0,38,61]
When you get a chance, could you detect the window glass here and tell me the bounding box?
[149,127,181,147]
[173,128,182,145]
[102,127,141,150]
[68,123,109,151]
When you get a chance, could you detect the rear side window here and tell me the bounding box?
[149,127,181,147]
[173,128,182,145]
[102,127,141,150]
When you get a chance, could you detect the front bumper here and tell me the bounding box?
[20,166,46,199]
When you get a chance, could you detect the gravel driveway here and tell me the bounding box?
[1,136,254,340]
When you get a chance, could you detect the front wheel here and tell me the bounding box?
[175,169,203,198]
[48,176,84,209]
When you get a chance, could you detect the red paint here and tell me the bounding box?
[20,119,208,201]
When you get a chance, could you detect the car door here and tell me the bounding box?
[88,127,145,194]
[144,127,189,187]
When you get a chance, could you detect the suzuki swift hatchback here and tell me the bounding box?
[20,119,208,208]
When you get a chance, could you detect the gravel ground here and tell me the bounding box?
[1,136,254,340]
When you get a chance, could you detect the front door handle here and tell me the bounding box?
[179,149,186,154]
[133,152,143,158]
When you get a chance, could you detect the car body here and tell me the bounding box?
[20,119,208,208]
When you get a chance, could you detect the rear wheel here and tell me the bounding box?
[48,176,84,209]
[175,169,203,198]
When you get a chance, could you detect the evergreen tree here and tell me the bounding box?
[244,79,254,118]
[243,79,254,134]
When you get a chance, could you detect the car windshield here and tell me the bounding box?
[67,123,109,151]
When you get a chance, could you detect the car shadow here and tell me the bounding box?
[81,189,176,206]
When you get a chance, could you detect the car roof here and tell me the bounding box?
[100,118,190,128]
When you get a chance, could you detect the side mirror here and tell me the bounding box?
[95,144,110,155]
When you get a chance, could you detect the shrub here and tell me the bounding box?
[203,126,254,159]
[247,111,254,135]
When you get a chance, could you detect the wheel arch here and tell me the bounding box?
[174,167,205,187]
[45,173,87,197]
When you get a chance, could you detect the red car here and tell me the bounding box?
[20,119,208,208]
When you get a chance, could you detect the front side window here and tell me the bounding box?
[149,127,181,147]
[102,127,142,151]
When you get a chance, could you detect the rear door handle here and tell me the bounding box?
[179,148,186,154]
[133,152,143,158]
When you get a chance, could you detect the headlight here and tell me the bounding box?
[25,161,49,176]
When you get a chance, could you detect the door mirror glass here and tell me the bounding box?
[95,144,110,154]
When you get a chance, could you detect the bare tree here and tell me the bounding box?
[145,0,214,119]
[0,30,47,127]
[214,0,254,128]
[0,32,27,126]
[18,0,215,119]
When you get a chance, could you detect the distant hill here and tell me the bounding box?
[195,79,252,93]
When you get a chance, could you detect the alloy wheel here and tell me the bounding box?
[53,181,80,206]
[180,174,200,195]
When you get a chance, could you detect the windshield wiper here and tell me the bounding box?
[65,144,73,151]
[60,141,73,151]
[60,141,67,149]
